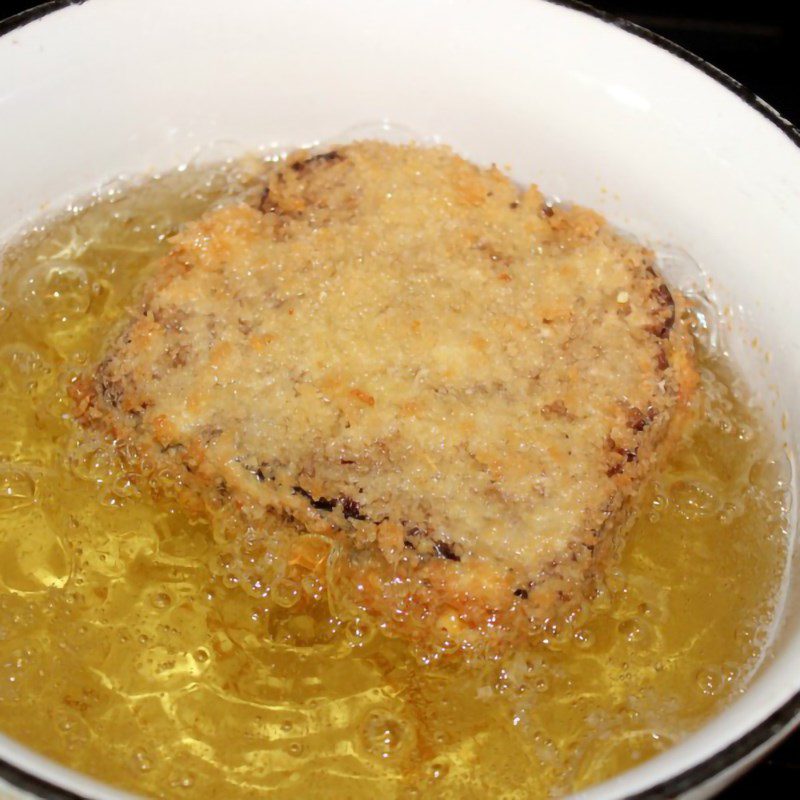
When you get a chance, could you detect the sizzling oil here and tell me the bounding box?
[0,163,790,799]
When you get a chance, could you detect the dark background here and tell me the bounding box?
[3,0,799,798]
[595,0,797,126]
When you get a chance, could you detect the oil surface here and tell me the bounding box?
[0,162,790,799]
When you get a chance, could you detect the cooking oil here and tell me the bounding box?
[0,161,790,799]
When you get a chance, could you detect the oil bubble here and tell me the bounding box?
[222,572,240,590]
[688,293,722,354]
[0,465,36,512]
[695,667,723,696]
[748,458,788,493]
[132,749,154,773]
[12,260,91,324]
[67,441,118,486]
[344,618,375,648]
[669,480,719,519]
[0,343,51,392]
[618,618,653,647]
[170,773,195,789]
[429,761,449,780]
[656,245,706,294]
[719,501,742,526]
[271,578,301,609]
[240,573,267,599]
[650,492,668,512]
[301,574,324,601]
[151,592,171,609]
[737,423,755,443]
[359,708,412,760]
[216,551,235,572]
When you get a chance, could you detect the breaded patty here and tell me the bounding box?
[74,141,697,648]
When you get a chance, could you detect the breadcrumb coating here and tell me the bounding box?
[74,141,697,648]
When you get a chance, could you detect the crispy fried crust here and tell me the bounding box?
[73,141,697,649]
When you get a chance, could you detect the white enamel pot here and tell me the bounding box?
[1,1,799,798]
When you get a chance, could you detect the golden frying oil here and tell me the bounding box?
[0,163,790,799]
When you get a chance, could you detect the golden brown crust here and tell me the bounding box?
[74,141,697,650]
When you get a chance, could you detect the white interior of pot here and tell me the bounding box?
[1,1,799,798]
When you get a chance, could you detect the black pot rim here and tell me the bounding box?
[0,1,799,798]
